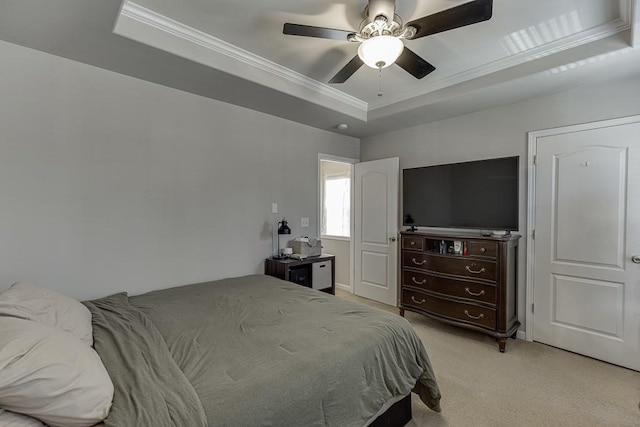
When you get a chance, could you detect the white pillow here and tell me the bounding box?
[0,408,45,426]
[0,317,113,427]
[0,283,93,346]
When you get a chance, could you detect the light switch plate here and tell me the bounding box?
[301,217,309,227]
[272,203,278,213]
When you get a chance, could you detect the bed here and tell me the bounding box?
[85,274,441,426]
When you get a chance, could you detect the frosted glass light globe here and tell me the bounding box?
[357,35,404,69]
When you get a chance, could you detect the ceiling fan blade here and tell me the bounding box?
[329,55,364,84]
[283,23,355,41]
[396,48,436,79]
[407,0,493,39]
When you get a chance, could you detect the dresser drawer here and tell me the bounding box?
[402,236,424,250]
[402,270,496,305]
[426,256,497,282]
[469,241,497,258]
[402,289,496,330]
[402,251,429,270]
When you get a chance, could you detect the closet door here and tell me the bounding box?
[532,117,640,371]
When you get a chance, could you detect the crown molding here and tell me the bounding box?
[619,0,634,25]
[628,0,640,46]
[117,0,635,118]
[118,1,368,114]
[369,0,634,110]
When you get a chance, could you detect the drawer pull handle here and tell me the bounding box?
[465,287,485,297]
[410,241,416,246]
[412,277,427,285]
[411,296,426,304]
[480,247,486,253]
[465,266,486,274]
[412,258,426,266]
[464,310,484,320]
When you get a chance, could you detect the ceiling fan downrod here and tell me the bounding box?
[367,0,395,24]
[357,0,416,42]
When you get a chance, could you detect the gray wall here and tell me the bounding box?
[360,74,640,332]
[0,40,359,300]
[321,238,350,289]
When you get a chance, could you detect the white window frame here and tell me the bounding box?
[321,170,352,239]
[318,154,357,239]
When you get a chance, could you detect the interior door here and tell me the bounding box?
[354,157,399,305]
[532,117,640,371]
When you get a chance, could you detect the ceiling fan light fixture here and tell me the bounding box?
[357,35,404,69]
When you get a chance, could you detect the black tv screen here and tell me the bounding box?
[403,156,519,231]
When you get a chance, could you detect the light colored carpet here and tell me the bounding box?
[336,290,640,427]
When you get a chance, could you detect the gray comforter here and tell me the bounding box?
[86,274,441,426]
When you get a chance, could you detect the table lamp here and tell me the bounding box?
[273,217,291,259]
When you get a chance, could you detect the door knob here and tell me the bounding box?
[389,237,397,242]
[632,255,640,264]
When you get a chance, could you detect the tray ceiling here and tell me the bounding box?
[1,0,639,136]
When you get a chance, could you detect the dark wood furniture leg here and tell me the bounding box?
[399,308,405,317]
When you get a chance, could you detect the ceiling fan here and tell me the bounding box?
[283,0,493,84]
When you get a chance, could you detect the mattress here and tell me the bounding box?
[85,274,441,426]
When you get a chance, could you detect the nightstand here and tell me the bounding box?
[264,254,335,295]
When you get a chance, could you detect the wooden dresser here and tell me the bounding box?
[399,231,520,352]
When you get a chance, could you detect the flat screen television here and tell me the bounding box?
[402,156,519,231]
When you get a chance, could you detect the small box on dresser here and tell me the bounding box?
[399,231,520,352]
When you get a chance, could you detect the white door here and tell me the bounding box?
[532,117,640,371]
[354,157,399,306]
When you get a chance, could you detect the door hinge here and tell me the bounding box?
[532,229,535,239]
[533,155,537,166]
[532,303,535,314]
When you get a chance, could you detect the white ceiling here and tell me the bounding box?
[1,0,639,137]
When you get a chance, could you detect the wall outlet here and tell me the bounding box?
[301,217,309,227]
[272,203,278,213]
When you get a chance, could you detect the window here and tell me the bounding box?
[320,160,351,238]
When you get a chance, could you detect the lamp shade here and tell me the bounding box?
[277,218,291,234]
[357,36,404,69]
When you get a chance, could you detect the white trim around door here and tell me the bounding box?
[318,153,358,294]
[526,115,640,372]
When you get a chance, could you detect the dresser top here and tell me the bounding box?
[400,230,521,241]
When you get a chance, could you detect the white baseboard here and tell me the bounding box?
[516,330,527,341]
[335,282,351,292]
